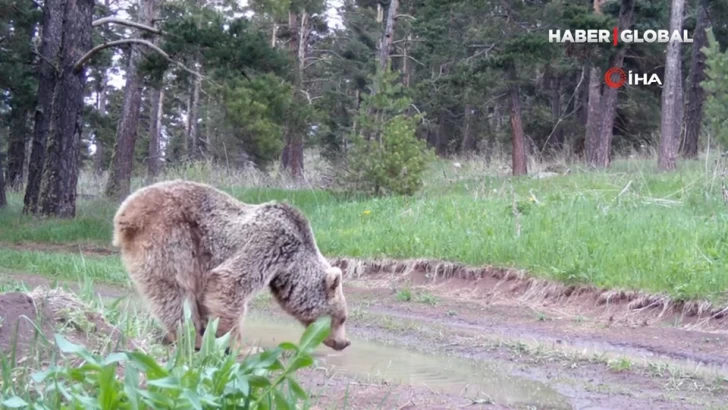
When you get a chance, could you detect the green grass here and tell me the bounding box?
[2,157,728,302]
[0,249,128,285]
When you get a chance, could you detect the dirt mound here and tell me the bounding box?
[330,257,728,330]
[0,292,49,361]
[0,287,132,365]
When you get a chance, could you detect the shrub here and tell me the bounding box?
[1,304,329,409]
[703,28,728,151]
[342,69,434,196]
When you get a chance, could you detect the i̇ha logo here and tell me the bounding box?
[604,67,661,89]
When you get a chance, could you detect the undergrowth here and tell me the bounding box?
[2,156,728,303]
[0,290,332,409]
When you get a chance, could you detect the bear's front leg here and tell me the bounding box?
[199,255,265,357]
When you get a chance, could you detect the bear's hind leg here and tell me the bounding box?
[137,276,203,348]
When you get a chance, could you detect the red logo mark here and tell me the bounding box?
[604,67,627,89]
[613,26,618,46]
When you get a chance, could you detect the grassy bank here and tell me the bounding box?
[2,157,728,302]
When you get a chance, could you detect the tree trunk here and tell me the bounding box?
[186,77,201,160]
[589,0,635,168]
[658,0,686,171]
[681,0,709,159]
[436,109,450,156]
[93,77,108,175]
[271,22,277,47]
[105,0,157,200]
[674,62,684,148]
[378,0,399,71]
[148,87,164,179]
[281,10,306,180]
[577,65,589,127]
[508,64,527,176]
[37,0,94,218]
[23,0,64,214]
[585,67,604,165]
[402,34,412,87]
[461,103,476,154]
[549,71,564,151]
[0,134,7,208]
[6,110,30,190]
[5,5,37,191]
[484,103,499,165]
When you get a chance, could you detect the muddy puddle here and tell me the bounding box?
[242,315,571,409]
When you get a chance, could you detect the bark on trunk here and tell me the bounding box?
[658,0,686,171]
[105,0,157,200]
[461,103,476,154]
[93,78,107,174]
[147,87,164,179]
[508,64,527,176]
[186,77,200,160]
[281,10,305,179]
[484,103,499,165]
[681,0,709,159]
[0,133,6,208]
[588,0,634,168]
[271,22,277,47]
[378,0,399,71]
[23,0,64,214]
[436,109,450,156]
[37,0,95,218]
[6,110,30,190]
[6,8,37,191]
[549,71,564,151]
[577,65,589,127]
[402,34,412,87]
[585,67,603,164]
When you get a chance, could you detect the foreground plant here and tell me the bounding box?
[1,307,330,409]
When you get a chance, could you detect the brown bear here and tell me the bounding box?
[112,180,350,352]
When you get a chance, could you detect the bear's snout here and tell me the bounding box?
[324,338,351,351]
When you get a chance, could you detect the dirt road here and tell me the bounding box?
[2,247,728,409]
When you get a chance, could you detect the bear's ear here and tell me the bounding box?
[326,267,342,293]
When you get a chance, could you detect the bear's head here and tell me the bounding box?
[319,266,349,351]
[271,264,350,351]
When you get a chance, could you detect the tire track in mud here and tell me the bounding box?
[4,242,728,408]
[3,271,728,409]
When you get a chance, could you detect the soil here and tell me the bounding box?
[0,292,50,361]
[2,242,728,409]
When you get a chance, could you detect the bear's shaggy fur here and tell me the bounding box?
[112,180,349,351]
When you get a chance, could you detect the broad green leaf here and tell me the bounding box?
[248,375,272,388]
[127,351,169,378]
[124,367,142,410]
[137,389,176,407]
[273,389,292,410]
[54,334,84,353]
[235,374,251,397]
[298,317,331,353]
[2,397,28,408]
[286,354,313,373]
[286,376,308,400]
[147,375,182,389]
[199,318,220,358]
[277,342,298,352]
[181,389,203,410]
[97,364,119,410]
[101,352,127,366]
